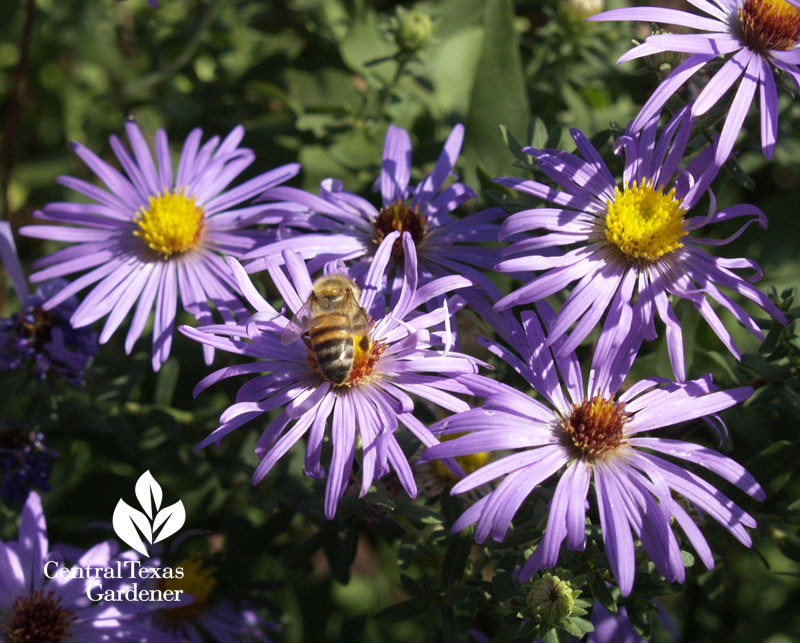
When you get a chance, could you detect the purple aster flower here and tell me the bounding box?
[0,222,97,384]
[421,304,764,597]
[0,492,167,641]
[589,0,800,164]
[19,121,300,371]
[494,106,785,381]
[180,231,481,519]
[0,423,59,504]
[148,557,279,642]
[243,123,503,297]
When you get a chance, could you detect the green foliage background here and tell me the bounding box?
[1,0,799,641]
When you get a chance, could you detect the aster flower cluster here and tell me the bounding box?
[4,1,796,636]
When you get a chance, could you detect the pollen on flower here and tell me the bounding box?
[133,190,205,258]
[373,199,426,259]
[345,333,386,387]
[604,179,686,262]
[738,0,800,53]
[562,393,629,461]
[5,590,76,642]
[157,557,216,622]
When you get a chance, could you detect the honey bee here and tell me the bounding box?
[281,274,370,385]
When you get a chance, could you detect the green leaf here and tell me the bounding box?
[540,626,559,643]
[337,5,396,81]
[375,597,431,623]
[440,536,472,588]
[528,117,549,150]
[590,575,617,613]
[441,606,459,643]
[746,440,800,496]
[492,569,521,602]
[398,535,417,569]
[462,0,531,188]
[154,358,179,407]
[400,573,425,596]
[565,616,594,636]
[322,525,359,585]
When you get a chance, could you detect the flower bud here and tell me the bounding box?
[526,573,576,627]
[394,7,434,52]
[563,0,604,22]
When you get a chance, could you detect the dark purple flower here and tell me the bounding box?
[494,107,785,381]
[0,423,58,504]
[422,305,764,596]
[590,0,800,163]
[0,222,97,384]
[19,122,300,371]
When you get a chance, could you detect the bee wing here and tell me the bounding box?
[280,298,314,345]
[344,289,370,339]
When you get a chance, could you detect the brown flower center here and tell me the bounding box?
[737,0,800,53]
[561,394,629,461]
[373,199,427,259]
[5,591,76,643]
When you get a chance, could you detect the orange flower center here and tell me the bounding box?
[738,0,800,52]
[562,394,629,461]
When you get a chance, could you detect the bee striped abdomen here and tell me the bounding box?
[310,313,355,385]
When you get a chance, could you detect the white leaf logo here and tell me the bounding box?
[153,501,186,544]
[135,470,162,518]
[113,470,185,557]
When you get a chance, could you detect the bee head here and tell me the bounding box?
[311,275,362,310]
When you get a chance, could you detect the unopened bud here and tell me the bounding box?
[394,7,434,52]
[526,573,576,627]
[563,0,604,22]
[643,30,685,76]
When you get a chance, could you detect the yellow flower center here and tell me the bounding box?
[604,179,686,262]
[738,0,800,52]
[431,433,491,484]
[133,190,205,259]
[157,557,216,622]
[562,394,629,461]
